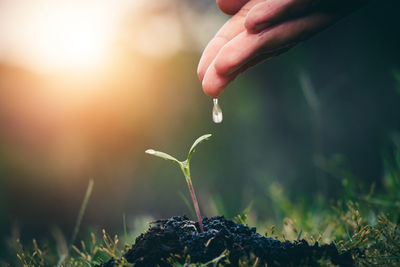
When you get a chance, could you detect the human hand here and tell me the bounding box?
[198,0,368,98]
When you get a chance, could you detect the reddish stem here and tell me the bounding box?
[187,178,204,232]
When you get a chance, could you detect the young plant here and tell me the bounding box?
[145,134,212,232]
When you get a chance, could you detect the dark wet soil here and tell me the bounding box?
[99,216,353,266]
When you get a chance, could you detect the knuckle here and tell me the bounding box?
[244,17,254,31]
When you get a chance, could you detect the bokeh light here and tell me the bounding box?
[0,1,399,262]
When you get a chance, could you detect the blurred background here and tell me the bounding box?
[0,0,399,260]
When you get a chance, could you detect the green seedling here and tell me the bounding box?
[145,134,212,232]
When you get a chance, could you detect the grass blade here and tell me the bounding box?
[69,179,94,250]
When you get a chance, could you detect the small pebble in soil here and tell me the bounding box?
[97,216,353,267]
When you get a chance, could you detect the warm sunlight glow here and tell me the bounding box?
[31,16,105,71]
[28,3,113,73]
[135,15,184,58]
[0,0,121,74]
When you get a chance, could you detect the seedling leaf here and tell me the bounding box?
[145,134,213,232]
[187,134,212,163]
[145,149,180,164]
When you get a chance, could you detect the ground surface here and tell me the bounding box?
[98,216,353,266]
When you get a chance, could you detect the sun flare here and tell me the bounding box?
[1,1,118,74]
[31,3,114,73]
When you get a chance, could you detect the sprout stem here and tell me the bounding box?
[187,179,203,232]
[145,134,212,233]
[181,163,203,232]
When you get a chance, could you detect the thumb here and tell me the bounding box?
[216,0,251,15]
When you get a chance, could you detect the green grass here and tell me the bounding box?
[7,183,400,266]
[4,146,400,266]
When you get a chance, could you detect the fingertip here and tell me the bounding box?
[202,66,227,98]
[203,86,221,99]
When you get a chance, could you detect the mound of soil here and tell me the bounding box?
[99,216,353,266]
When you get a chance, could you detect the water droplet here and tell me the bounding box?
[212,98,223,123]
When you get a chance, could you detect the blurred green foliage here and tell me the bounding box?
[1,1,400,265]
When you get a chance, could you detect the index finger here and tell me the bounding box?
[198,0,265,81]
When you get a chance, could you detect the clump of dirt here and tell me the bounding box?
[100,216,353,266]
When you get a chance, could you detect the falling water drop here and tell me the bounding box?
[212,98,223,123]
